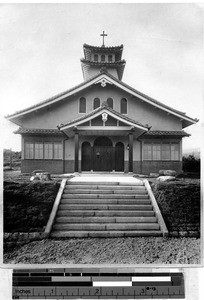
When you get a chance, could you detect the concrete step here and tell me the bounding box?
[60,199,151,205]
[67,181,144,186]
[65,185,146,190]
[57,210,155,217]
[58,204,153,211]
[63,189,147,195]
[53,223,160,231]
[62,194,149,199]
[51,230,163,238]
[55,216,157,223]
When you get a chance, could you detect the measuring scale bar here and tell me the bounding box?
[13,269,185,299]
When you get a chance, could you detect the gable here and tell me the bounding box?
[6,72,198,130]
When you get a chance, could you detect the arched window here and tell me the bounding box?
[101,54,105,62]
[108,55,112,62]
[121,98,127,114]
[107,98,113,109]
[79,97,86,113]
[93,98,100,109]
[94,54,98,62]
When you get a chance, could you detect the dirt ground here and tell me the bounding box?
[4,237,200,265]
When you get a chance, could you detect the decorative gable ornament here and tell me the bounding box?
[95,77,113,88]
[102,112,108,123]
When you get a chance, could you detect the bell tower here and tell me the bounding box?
[81,32,126,81]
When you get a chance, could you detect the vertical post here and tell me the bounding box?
[128,132,133,173]
[91,146,94,171]
[74,131,79,172]
[112,145,115,171]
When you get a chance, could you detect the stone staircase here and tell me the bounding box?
[50,179,167,238]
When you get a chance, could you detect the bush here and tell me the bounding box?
[4,181,60,233]
[182,155,200,173]
[152,182,200,235]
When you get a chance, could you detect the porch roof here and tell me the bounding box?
[143,130,190,137]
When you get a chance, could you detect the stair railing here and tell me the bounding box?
[143,179,169,237]
[44,178,67,236]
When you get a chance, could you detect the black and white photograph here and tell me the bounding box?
[1,3,202,267]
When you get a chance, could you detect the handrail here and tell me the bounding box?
[44,178,67,236]
[143,179,169,237]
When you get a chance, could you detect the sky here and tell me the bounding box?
[0,3,203,151]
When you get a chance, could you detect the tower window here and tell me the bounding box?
[79,97,86,113]
[108,55,112,62]
[101,55,105,62]
[121,98,127,114]
[94,54,98,62]
[93,98,100,109]
[107,98,113,109]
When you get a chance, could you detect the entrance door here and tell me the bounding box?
[93,137,113,171]
[81,142,92,171]
[115,142,124,171]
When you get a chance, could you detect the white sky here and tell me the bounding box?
[0,3,203,151]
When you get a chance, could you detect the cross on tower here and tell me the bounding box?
[100,31,107,47]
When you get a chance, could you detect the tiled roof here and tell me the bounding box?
[83,44,123,51]
[144,130,190,137]
[14,128,63,135]
[80,59,126,65]
[59,104,150,130]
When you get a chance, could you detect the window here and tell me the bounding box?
[108,55,112,62]
[93,98,100,109]
[107,98,113,109]
[94,54,98,62]
[121,98,127,114]
[143,142,179,161]
[44,143,53,159]
[143,144,152,160]
[101,54,105,62]
[171,144,179,160]
[152,144,161,160]
[54,143,63,159]
[35,143,43,159]
[25,143,34,159]
[79,97,86,113]
[162,144,171,160]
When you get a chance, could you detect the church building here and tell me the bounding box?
[6,33,198,174]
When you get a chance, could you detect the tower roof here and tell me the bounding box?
[83,43,124,61]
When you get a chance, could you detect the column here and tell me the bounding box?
[128,132,133,173]
[91,146,94,171]
[112,145,115,171]
[74,131,79,172]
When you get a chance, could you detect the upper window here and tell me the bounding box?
[94,54,98,62]
[108,55,112,62]
[93,98,100,109]
[79,97,86,113]
[107,98,113,109]
[101,55,105,62]
[121,98,127,114]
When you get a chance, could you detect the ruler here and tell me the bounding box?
[13,268,185,299]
